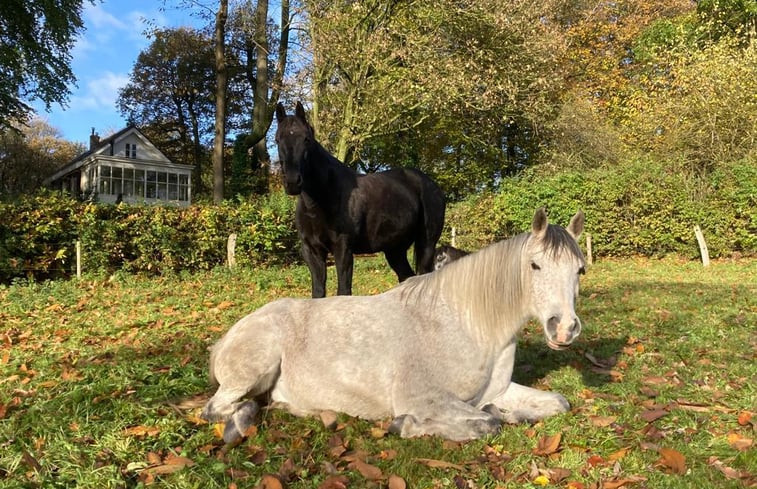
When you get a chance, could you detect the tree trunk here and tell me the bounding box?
[245,0,290,189]
[212,0,229,204]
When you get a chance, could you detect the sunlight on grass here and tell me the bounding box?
[0,257,754,488]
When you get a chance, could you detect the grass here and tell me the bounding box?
[0,256,755,488]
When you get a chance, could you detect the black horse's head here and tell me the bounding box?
[275,101,316,195]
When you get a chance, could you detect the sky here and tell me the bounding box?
[31,0,204,147]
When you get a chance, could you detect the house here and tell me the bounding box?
[45,126,193,206]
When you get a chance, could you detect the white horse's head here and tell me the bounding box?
[525,208,585,350]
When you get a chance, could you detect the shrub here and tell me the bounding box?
[0,191,298,283]
[444,159,756,258]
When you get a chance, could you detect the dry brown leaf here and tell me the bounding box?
[388,474,406,489]
[146,452,162,465]
[320,410,338,430]
[566,481,585,489]
[607,447,630,461]
[255,474,285,489]
[144,455,195,476]
[317,475,348,489]
[603,476,646,488]
[658,448,686,474]
[348,459,383,480]
[589,415,617,427]
[533,432,562,456]
[640,409,667,423]
[414,458,464,470]
[549,467,571,482]
[737,411,753,426]
[123,425,160,438]
[727,433,753,451]
[708,456,745,480]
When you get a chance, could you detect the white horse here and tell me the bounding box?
[202,208,586,442]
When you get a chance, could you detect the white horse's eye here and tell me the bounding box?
[531,262,541,271]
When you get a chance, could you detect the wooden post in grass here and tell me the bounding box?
[585,234,593,266]
[694,225,710,267]
[227,233,237,269]
[76,240,82,279]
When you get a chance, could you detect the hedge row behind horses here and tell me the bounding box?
[275,102,446,297]
[202,208,586,443]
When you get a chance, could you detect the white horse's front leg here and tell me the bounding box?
[491,382,570,424]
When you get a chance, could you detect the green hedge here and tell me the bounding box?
[0,191,299,282]
[1,158,754,282]
[444,158,756,258]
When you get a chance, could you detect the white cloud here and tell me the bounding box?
[69,72,130,111]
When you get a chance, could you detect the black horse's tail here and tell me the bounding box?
[412,170,446,274]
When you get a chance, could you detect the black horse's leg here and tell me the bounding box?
[415,241,437,275]
[333,240,354,296]
[302,242,327,298]
[385,247,415,283]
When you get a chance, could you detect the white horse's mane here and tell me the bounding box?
[400,225,584,348]
[400,232,531,347]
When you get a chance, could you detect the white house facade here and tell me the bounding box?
[45,126,193,206]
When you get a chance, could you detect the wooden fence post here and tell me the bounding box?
[76,240,82,279]
[227,233,237,269]
[694,225,710,267]
[586,234,593,266]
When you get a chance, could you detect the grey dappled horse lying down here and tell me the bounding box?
[202,208,586,442]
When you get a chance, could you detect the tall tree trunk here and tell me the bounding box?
[212,0,229,204]
[246,0,290,191]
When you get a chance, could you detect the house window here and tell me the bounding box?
[125,143,137,159]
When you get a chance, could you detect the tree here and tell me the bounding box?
[117,28,217,196]
[213,0,229,204]
[0,0,92,129]
[302,0,567,196]
[0,118,84,198]
[228,0,292,194]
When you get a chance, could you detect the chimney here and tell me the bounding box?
[89,127,100,150]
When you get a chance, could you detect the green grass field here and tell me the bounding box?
[1,257,755,488]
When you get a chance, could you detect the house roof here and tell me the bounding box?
[44,125,188,184]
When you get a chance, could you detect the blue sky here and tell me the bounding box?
[32,0,203,146]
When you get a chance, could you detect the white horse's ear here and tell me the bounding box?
[276,102,287,123]
[567,210,584,240]
[295,101,307,122]
[532,207,548,239]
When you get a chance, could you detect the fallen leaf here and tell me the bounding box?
[589,415,617,427]
[414,458,464,470]
[566,482,586,489]
[603,476,647,488]
[533,475,550,486]
[586,454,605,467]
[317,475,348,489]
[533,432,562,456]
[255,474,284,489]
[370,426,387,438]
[388,474,406,489]
[348,459,383,481]
[640,409,667,423]
[123,425,160,438]
[144,456,195,476]
[214,423,225,439]
[320,411,338,430]
[737,411,753,426]
[658,448,686,474]
[549,467,571,482]
[727,433,753,451]
[146,452,162,465]
[608,447,630,461]
[709,456,745,480]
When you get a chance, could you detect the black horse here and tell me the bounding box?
[275,102,446,297]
